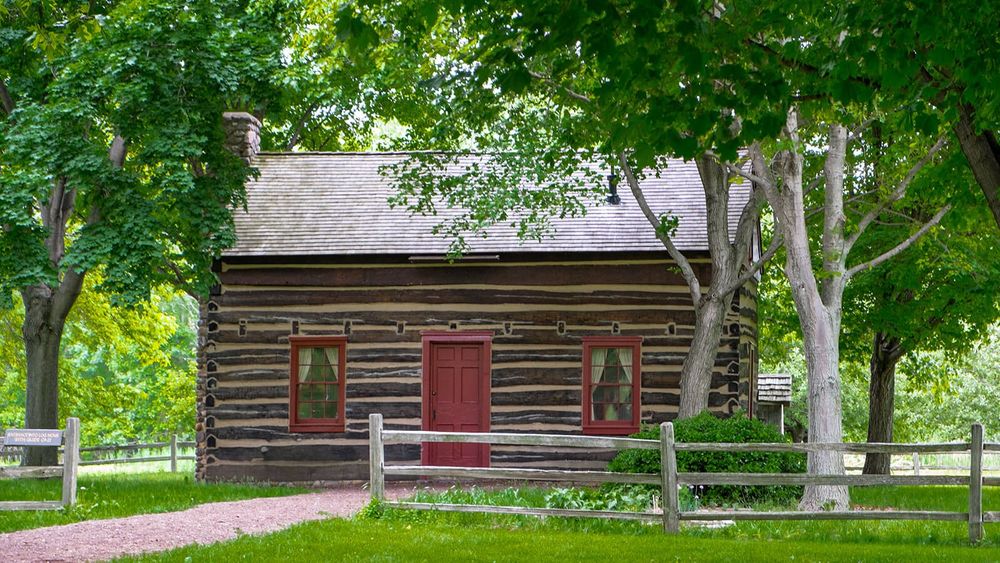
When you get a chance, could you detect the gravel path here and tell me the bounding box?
[0,483,425,562]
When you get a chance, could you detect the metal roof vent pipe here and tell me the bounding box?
[606,168,621,205]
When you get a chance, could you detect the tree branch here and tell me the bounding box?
[164,259,200,301]
[725,162,771,187]
[51,136,126,322]
[618,151,702,305]
[846,117,877,145]
[0,80,14,115]
[527,70,591,104]
[718,231,783,297]
[845,136,946,251]
[285,103,318,151]
[845,204,952,279]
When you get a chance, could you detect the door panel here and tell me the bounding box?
[424,339,490,467]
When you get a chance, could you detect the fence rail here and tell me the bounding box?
[1,434,195,472]
[367,413,992,543]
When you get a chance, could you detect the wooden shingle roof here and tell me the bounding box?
[225,152,751,257]
[757,373,793,404]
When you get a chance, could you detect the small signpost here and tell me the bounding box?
[4,429,63,447]
[0,417,80,511]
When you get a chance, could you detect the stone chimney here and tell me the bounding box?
[222,112,261,163]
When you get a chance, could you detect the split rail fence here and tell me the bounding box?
[368,413,997,543]
[0,435,195,472]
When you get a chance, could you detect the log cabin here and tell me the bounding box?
[195,113,760,483]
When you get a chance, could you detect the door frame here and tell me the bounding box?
[420,331,492,466]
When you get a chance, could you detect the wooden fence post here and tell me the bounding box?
[660,421,679,534]
[912,452,920,476]
[369,413,384,502]
[61,417,80,507]
[969,422,984,544]
[170,434,178,472]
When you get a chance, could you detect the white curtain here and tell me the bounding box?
[325,347,339,381]
[591,348,608,383]
[298,348,313,382]
[618,347,633,384]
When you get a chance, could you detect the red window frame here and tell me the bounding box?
[582,336,642,435]
[289,335,347,433]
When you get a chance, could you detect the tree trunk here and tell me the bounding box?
[677,295,730,419]
[794,298,849,510]
[763,113,849,511]
[21,286,66,466]
[954,104,1000,231]
[863,332,902,475]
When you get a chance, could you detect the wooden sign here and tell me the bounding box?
[3,429,63,447]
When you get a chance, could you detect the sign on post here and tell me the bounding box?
[0,417,80,511]
[4,429,63,447]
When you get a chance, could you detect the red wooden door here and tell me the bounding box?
[423,336,490,467]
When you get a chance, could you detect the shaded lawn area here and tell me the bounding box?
[0,472,306,533]
[127,486,1000,561]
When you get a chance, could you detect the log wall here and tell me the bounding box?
[196,255,758,482]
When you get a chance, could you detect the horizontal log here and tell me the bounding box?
[209,425,412,442]
[0,501,64,511]
[349,382,422,398]
[388,502,661,522]
[492,368,581,387]
[209,443,419,463]
[220,262,703,288]
[206,403,289,420]
[673,442,971,454]
[494,352,583,363]
[204,461,372,483]
[384,465,660,484]
[640,392,738,409]
[677,472,967,486]
[679,510,968,522]
[207,350,288,364]
[491,389,580,406]
[491,410,581,426]
[982,511,1000,523]
[212,369,289,383]
[0,466,63,479]
[348,403,422,419]
[217,288,691,308]
[211,386,288,401]
[382,430,658,450]
[211,382,423,402]
[208,427,353,441]
[209,349,438,365]
[209,308,695,327]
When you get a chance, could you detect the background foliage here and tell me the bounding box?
[0,279,197,445]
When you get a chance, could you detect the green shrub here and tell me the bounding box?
[607,411,806,506]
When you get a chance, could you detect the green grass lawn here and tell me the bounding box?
[122,485,1000,562]
[0,471,306,533]
[128,516,1000,562]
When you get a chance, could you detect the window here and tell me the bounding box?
[582,337,642,435]
[289,336,347,432]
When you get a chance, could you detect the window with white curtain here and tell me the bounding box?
[582,336,642,435]
[289,336,347,432]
